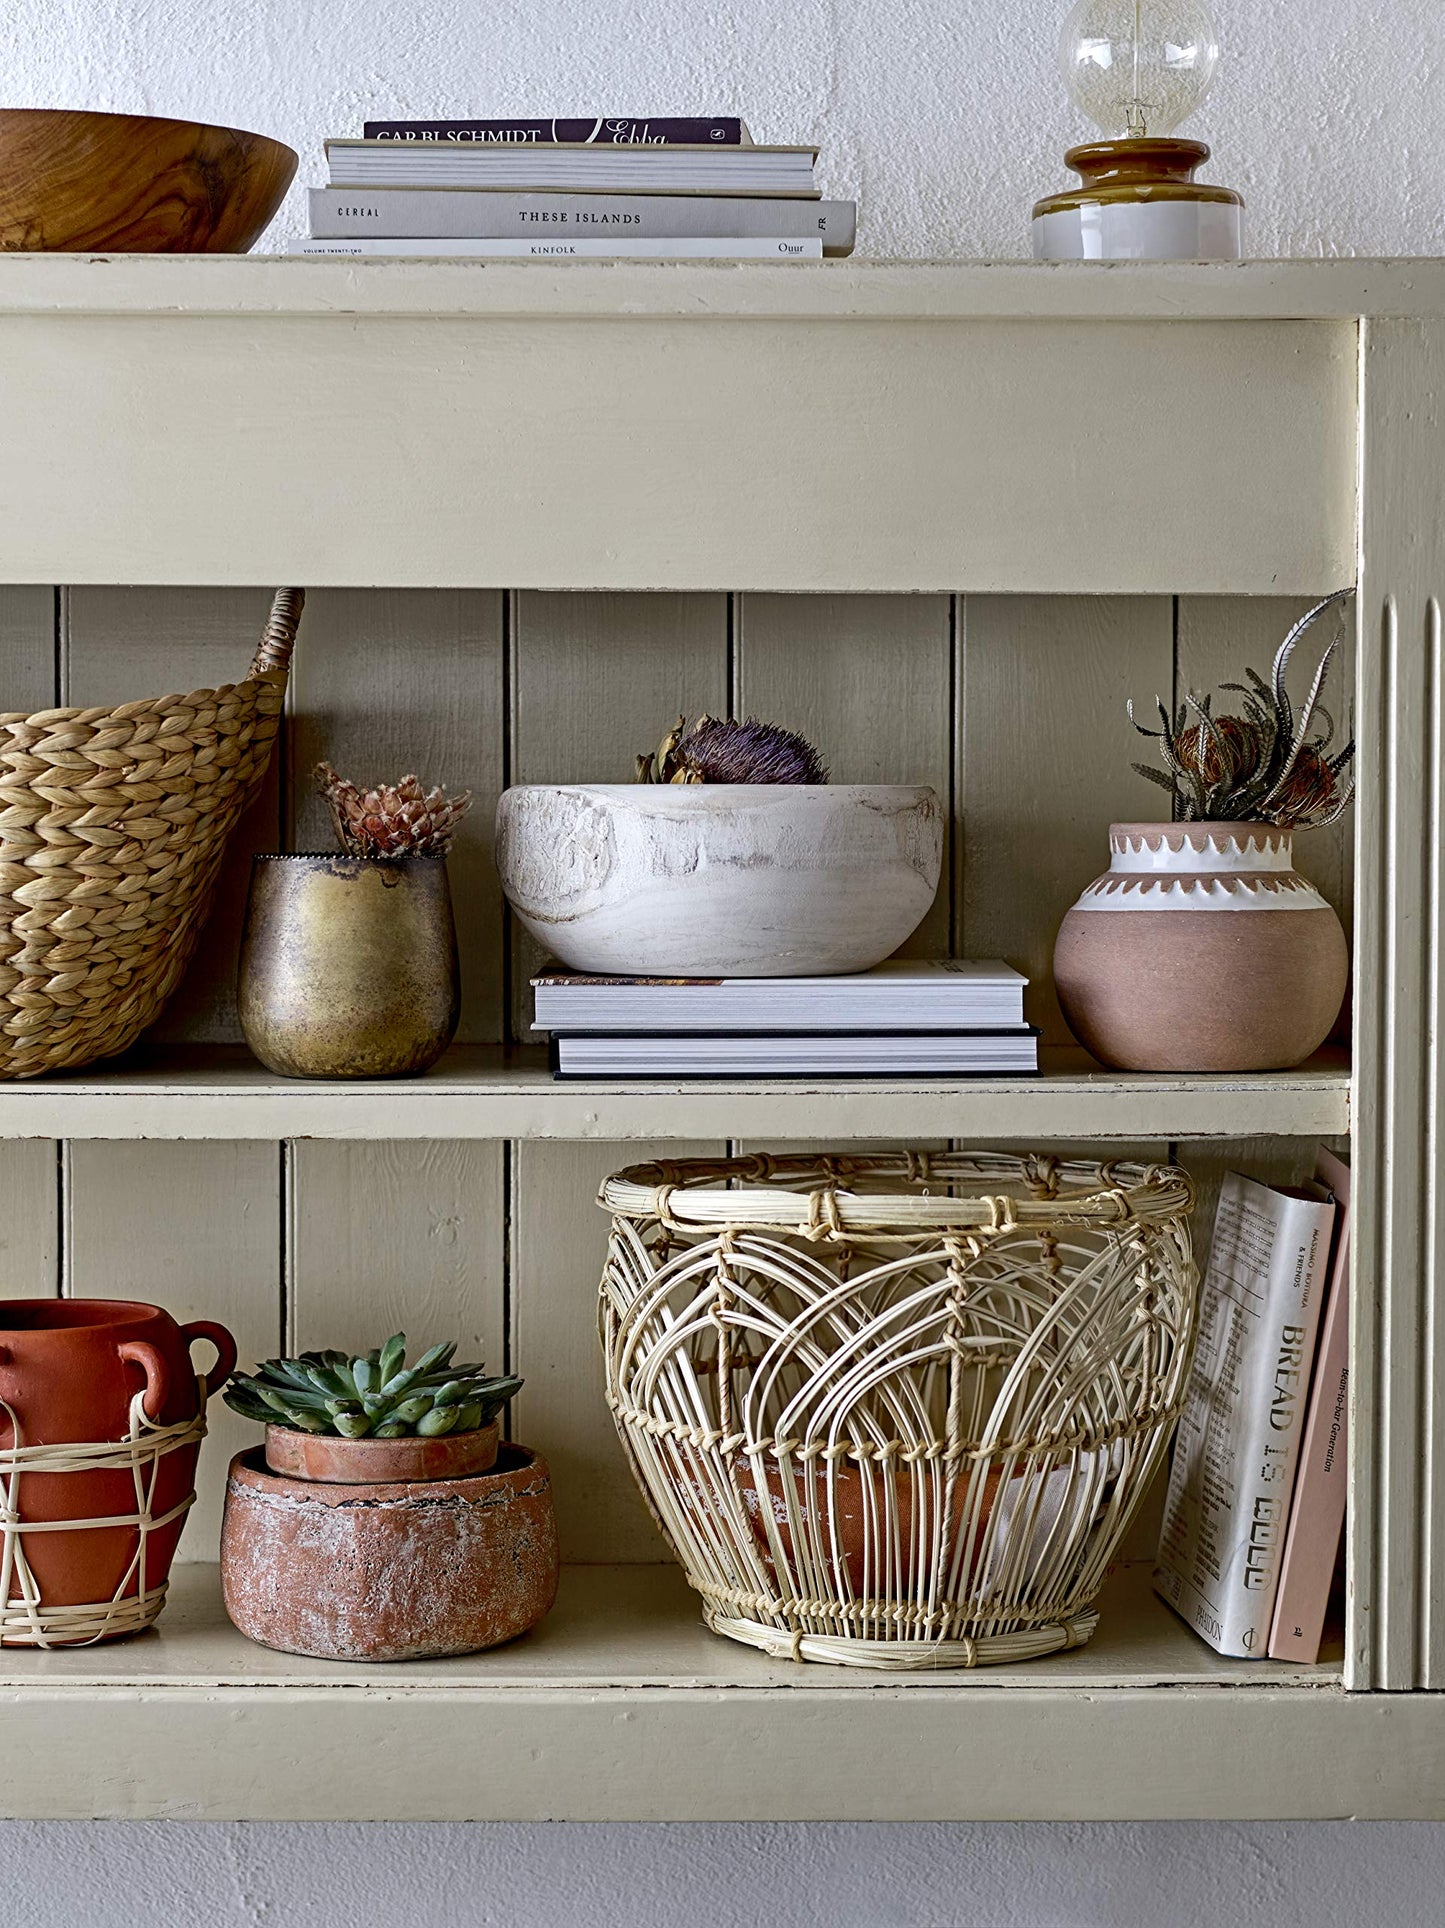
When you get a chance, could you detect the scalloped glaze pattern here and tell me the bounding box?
[1107,824,1294,874]
[1076,822,1325,911]
[1078,873,1330,912]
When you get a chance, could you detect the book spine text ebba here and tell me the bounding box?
[361,118,745,145]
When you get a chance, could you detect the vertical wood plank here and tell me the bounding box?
[286,597,507,1478]
[287,1142,506,1384]
[288,589,506,1045]
[65,1142,281,1560]
[1176,595,1355,941]
[510,592,727,1561]
[0,1142,58,1296]
[1354,317,1444,1691]
[735,594,953,957]
[1,586,55,710]
[0,587,60,1294]
[513,1140,721,1564]
[510,592,728,1038]
[62,587,284,1044]
[958,595,1174,1044]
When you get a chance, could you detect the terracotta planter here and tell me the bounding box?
[263,1419,499,1485]
[727,1457,1005,1595]
[1054,821,1349,1072]
[0,1300,236,1642]
[220,1442,559,1661]
[238,853,459,1078]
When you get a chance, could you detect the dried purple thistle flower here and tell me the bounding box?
[635,715,829,785]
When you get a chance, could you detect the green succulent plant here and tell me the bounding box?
[223,1334,521,1439]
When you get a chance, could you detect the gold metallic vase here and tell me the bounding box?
[238,855,459,1078]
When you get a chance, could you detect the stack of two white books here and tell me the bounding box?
[298,115,857,263]
[531,958,1037,1078]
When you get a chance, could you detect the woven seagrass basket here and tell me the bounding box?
[0,588,303,1078]
[599,1151,1198,1669]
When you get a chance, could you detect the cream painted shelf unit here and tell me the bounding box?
[0,256,1439,1822]
[0,1045,1351,1142]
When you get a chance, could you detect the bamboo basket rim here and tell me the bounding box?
[599,1150,1194,1237]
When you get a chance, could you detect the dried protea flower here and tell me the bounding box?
[1170,712,1266,794]
[1128,591,1355,830]
[635,715,828,785]
[315,762,473,858]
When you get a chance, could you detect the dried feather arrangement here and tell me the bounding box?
[1129,591,1355,828]
[635,715,829,785]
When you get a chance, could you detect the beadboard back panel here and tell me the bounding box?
[0,588,59,1297]
[1,586,1353,1565]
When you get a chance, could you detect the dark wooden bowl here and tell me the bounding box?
[0,108,297,252]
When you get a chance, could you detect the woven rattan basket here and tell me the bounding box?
[599,1150,1198,1669]
[0,588,303,1078]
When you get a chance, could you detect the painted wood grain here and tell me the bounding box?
[0,1141,58,1296]
[287,589,506,1044]
[512,1140,722,1564]
[0,308,1355,594]
[0,586,59,1293]
[509,592,727,1038]
[736,593,953,956]
[957,595,1173,1044]
[64,1141,281,1559]
[1354,319,1442,1691]
[287,1141,506,1382]
[61,587,286,1044]
[0,585,54,711]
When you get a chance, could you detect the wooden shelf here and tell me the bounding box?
[4,1561,1406,1824]
[0,1045,1350,1142]
[0,257,1355,593]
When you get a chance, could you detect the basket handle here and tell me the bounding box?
[249,587,306,678]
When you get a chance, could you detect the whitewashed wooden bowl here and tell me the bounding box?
[496,784,942,977]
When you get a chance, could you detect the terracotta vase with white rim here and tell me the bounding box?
[1053,820,1348,1072]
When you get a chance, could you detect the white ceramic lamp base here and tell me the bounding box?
[1033,196,1242,261]
[1032,138,1243,264]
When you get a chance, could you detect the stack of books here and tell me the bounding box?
[296,115,856,262]
[532,959,1036,1078]
[1154,1148,1351,1664]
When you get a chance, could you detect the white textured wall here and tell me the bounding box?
[4,1,1445,1919]
[0,1821,1443,1927]
[5,0,1445,258]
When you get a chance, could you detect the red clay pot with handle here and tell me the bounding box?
[0,1300,236,1641]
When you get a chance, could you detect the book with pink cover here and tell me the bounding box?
[1268,1148,1351,1662]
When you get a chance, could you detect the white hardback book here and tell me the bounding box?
[292,237,824,260]
[532,959,1029,1034]
[306,188,856,253]
[1153,1171,1337,1657]
[325,139,818,195]
[551,1029,1038,1078]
